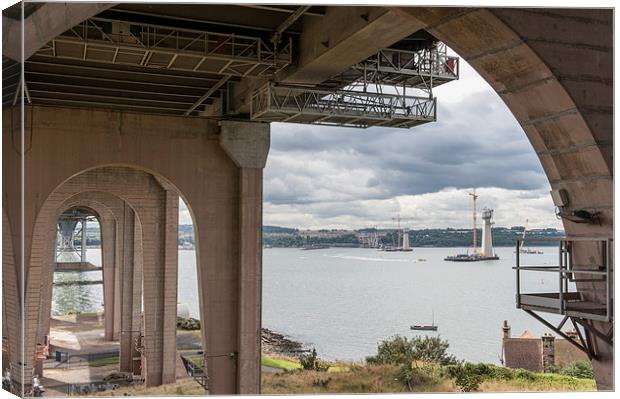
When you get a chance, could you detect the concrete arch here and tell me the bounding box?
[38,194,123,344]
[5,107,257,393]
[2,207,22,396]
[394,8,613,228]
[393,7,613,389]
[2,2,115,62]
[35,191,144,379]
[24,166,178,389]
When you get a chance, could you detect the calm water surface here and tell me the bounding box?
[54,246,564,364]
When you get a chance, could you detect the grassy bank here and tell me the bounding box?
[93,361,594,396]
[261,355,302,370]
[261,364,596,394]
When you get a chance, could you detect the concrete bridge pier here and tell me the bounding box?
[119,204,143,375]
[141,188,179,387]
[219,121,270,394]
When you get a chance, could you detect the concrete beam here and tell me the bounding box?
[3,2,115,62]
[219,6,425,116]
[280,6,425,84]
[219,121,270,169]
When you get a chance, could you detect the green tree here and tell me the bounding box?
[366,335,458,366]
[366,335,415,365]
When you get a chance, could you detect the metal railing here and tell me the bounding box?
[180,351,208,390]
[35,17,292,77]
[514,237,613,322]
[351,43,459,90]
[251,83,436,128]
[514,237,613,358]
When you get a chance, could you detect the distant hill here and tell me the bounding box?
[177,224,564,248]
[264,225,298,234]
[179,224,298,235]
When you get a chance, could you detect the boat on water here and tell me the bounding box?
[444,253,499,262]
[514,219,544,254]
[411,324,438,331]
[300,244,330,250]
[518,248,544,254]
[411,311,438,331]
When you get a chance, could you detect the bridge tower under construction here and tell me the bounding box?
[481,208,495,258]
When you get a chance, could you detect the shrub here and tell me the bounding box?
[397,362,443,391]
[449,363,484,392]
[560,360,594,379]
[176,317,201,330]
[299,348,329,372]
[366,335,415,365]
[366,335,458,366]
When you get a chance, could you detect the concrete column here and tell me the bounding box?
[101,216,116,341]
[220,120,270,394]
[162,190,180,383]
[141,188,178,387]
[119,204,141,373]
[237,168,263,393]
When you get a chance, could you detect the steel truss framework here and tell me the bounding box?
[515,238,613,359]
[35,17,293,78]
[251,83,437,129]
[250,44,457,128]
[347,43,459,92]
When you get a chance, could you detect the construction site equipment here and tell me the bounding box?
[250,83,436,128]
[35,17,292,77]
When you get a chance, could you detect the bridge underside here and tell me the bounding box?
[2,3,613,395]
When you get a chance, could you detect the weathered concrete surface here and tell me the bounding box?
[1,105,261,393]
[119,204,142,375]
[20,166,177,388]
[36,191,133,347]
[281,7,425,85]
[219,121,271,169]
[34,195,118,377]
[2,2,115,62]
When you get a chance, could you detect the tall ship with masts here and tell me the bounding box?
[444,189,500,262]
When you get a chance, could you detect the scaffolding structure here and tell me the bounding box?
[344,43,459,92]
[251,83,436,128]
[514,238,613,359]
[35,17,292,77]
[250,42,457,128]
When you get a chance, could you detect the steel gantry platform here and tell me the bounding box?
[514,238,613,359]
[339,42,459,92]
[249,42,458,128]
[8,6,459,128]
[34,17,292,78]
[250,83,437,128]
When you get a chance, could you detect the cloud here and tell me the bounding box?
[179,53,560,231]
[264,85,548,208]
[264,187,561,230]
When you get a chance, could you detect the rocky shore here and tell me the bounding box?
[261,328,308,357]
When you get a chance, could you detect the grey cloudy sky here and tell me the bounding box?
[181,55,563,230]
